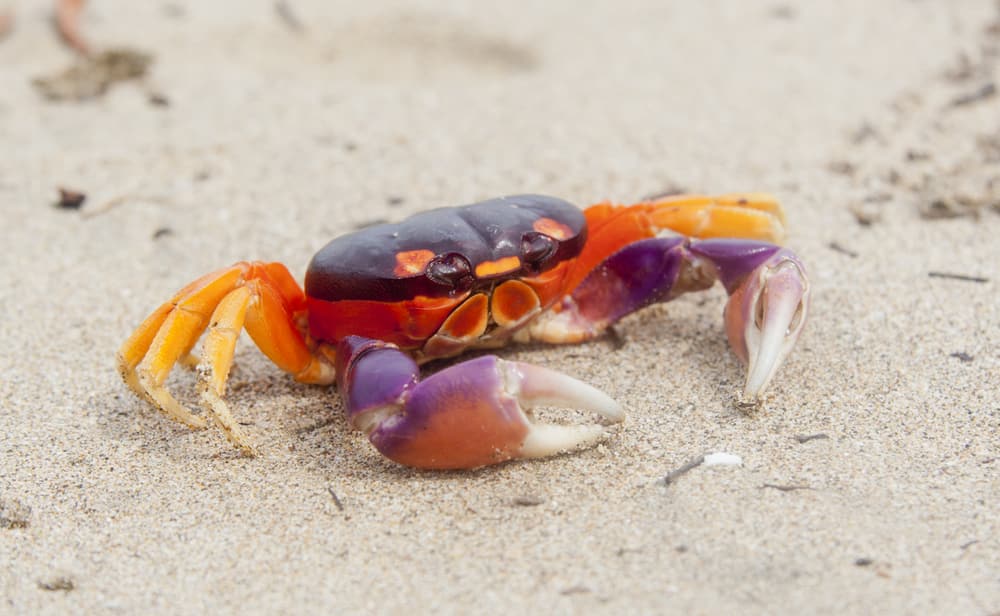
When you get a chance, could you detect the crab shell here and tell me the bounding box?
[305,196,588,358]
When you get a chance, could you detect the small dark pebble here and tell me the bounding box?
[768,4,796,19]
[560,585,591,596]
[512,495,545,507]
[949,352,974,363]
[675,544,688,553]
[850,122,881,145]
[152,227,173,240]
[55,187,86,210]
[849,203,881,227]
[386,196,405,207]
[148,92,170,107]
[854,558,874,567]
[864,192,893,204]
[38,577,75,592]
[162,3,186,18]
[826,160,856,176]
[0,497,31,529]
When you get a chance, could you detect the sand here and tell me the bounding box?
[1,1,998,613]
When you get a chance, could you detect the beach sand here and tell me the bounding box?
[1,1,998,613]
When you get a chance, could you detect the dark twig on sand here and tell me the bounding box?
[928,271,990,284]
[794,433,829,444]
[760,483,813,492]
[663,455,705,485]
[327,486,344,512]
[949,82,996,107]
[275,1,305,33]
[828,242,858,258]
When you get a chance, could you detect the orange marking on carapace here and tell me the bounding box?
[532,217,574,240]
[437,294,489,339]
[393,249,436,277]
[491,281,541,327]
[474,256,521,278]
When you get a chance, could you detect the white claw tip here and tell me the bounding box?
[519,424,608,459]
[507,361,625,423]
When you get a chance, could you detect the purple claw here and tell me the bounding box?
[721,250,810,403]
[526,237,810,404]
[336,336,623,469]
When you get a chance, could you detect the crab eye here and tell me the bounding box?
[426,252,473,288]
[521,232,556,270]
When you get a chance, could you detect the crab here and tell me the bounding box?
[118,193,810,469]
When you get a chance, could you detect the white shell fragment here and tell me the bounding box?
[703,452,743,467]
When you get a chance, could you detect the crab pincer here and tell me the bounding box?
[689,241,810,404]
[337,336,623,469]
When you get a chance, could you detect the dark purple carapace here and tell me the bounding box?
[305,195,587,303]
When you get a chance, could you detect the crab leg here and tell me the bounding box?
[565,193,787,293]
[522,237,809,404]
[336,336,623,469]
[118,262,334,451]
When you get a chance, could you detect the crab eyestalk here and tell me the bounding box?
[722,250,809,404]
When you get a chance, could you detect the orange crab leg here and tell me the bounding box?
[200,286,254,452]
[118,262,334,452]
[244,279,330,383]
[566,193,786,293]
